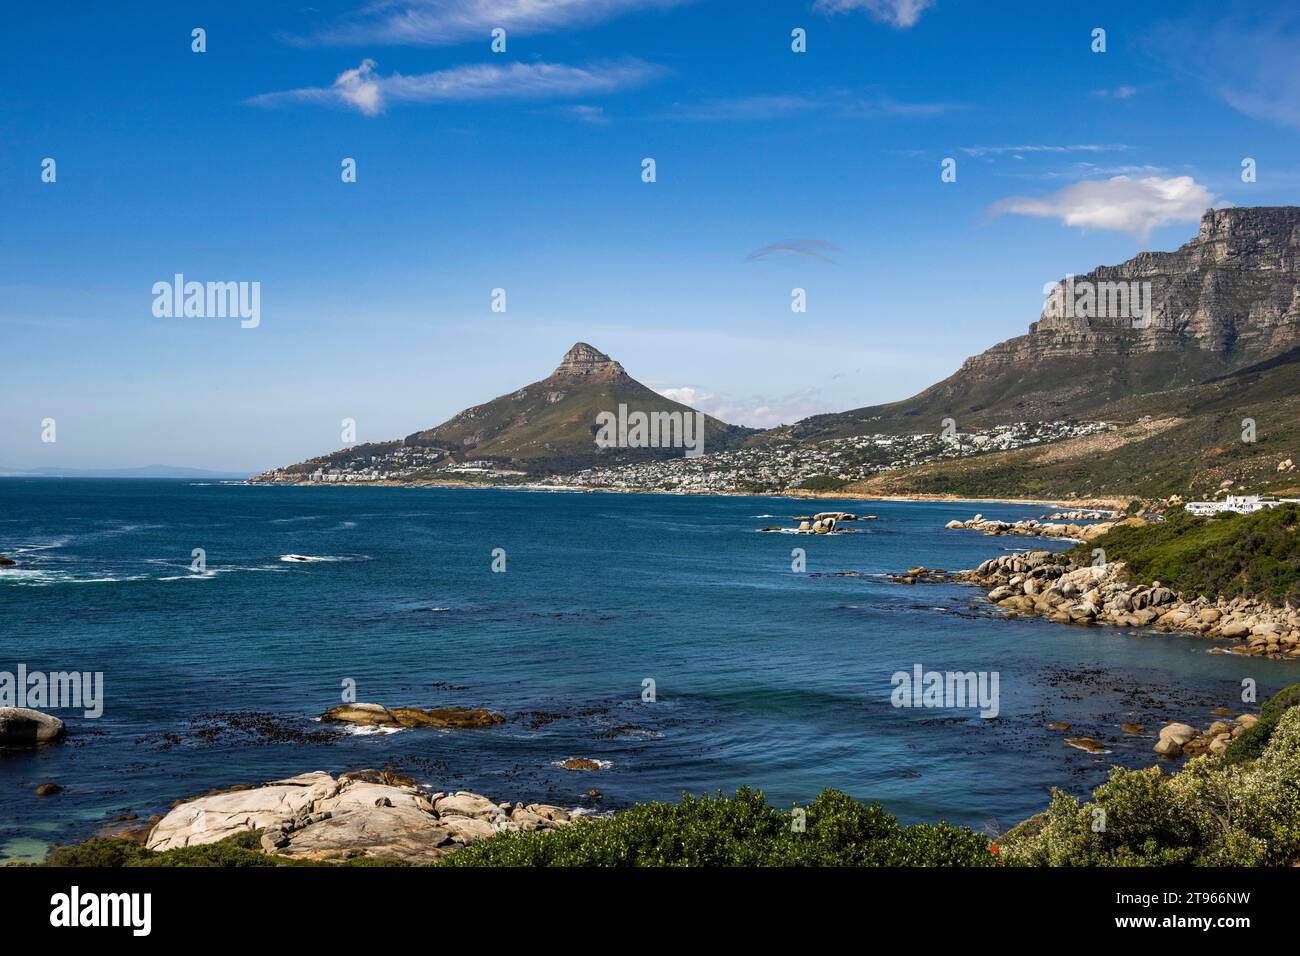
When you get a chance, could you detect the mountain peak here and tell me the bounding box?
[549,342,628,383]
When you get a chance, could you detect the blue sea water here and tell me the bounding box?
[0,479,1292,861]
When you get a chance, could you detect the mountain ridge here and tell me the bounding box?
[256,206,1300,497]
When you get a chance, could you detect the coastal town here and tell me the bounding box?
[257,420,1118,494]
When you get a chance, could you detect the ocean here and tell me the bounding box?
[0,479,1289,861]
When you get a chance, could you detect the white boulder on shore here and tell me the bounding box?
[0,707,67,746]
[958,550,1300,659]
[146,770,577,864]
[944,514,1116,541]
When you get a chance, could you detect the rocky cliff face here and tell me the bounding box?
[963,207,1300,377]
[788,206,1300,437]
[546,342,631,385]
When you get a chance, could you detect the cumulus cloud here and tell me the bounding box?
[745,240,839,263]
[655,385,827,429]
[306,0,690,46]
[814,0,934,29]
[248,58,663,115]
[990,175,1217,237]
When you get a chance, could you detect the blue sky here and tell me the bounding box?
[3,0,1298,472]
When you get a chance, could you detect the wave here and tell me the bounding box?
[279,553,361,563]
[0,568,151,586]
[340,724,406,736]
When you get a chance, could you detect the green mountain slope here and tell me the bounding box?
[255,343,752,481]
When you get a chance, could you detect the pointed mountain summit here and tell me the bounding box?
[258,344,753,481]
[403,342,749,470]
[547,342,631,384]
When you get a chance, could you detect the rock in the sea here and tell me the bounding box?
[36,782,62,796]
[0,555,16,566]
[0,708,67,746]
[321,703,504,729]
[560,757,603,771]
[1064,737,1109,754]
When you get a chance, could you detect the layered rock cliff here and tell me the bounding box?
[792,206,1300,436]
[968,206,1300,372]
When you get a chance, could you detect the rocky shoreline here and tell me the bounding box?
[143,769,581,864]
[957,550,1300,660]
[944,514,1116,541]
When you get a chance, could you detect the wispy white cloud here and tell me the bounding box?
[745,240,839,263]
[664,95,817,122]
[663,91,958,122]
[1145,11,1300,129]
[990,175,1217,238]
[305,0,690,46]
[248,58,663,115]
[655,385,827,429]
[553,103,609,124]
[814,0,935,29]
[961,144,1129,158]
[1092,85,1137,99]
[1041,162,1170,180]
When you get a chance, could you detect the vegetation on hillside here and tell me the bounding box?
[14,830,405,867]
[999,684,1300,866]
[1065,504,1300,605]
[440,788,993,867]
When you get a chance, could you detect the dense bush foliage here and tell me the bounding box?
[1068,504,1300,605]
[443,787,996,867]
[999,685,1300,866]
[796,475,851,491]
[27,831,403,868]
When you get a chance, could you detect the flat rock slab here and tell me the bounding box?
[147,772,340,851]
[273,805,456,864]
[145,770,576,864]
[321,703,504,729]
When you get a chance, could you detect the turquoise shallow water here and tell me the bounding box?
[0,479,1292,857]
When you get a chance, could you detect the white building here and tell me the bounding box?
[1185,495,1300,515]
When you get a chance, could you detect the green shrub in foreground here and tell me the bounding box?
[30,831,405,868]
[999,696,1300,867]
[1222,680,1300,765]
[441,787,995,867]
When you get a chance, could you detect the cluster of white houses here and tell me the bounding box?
[1185,495,1300,515]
